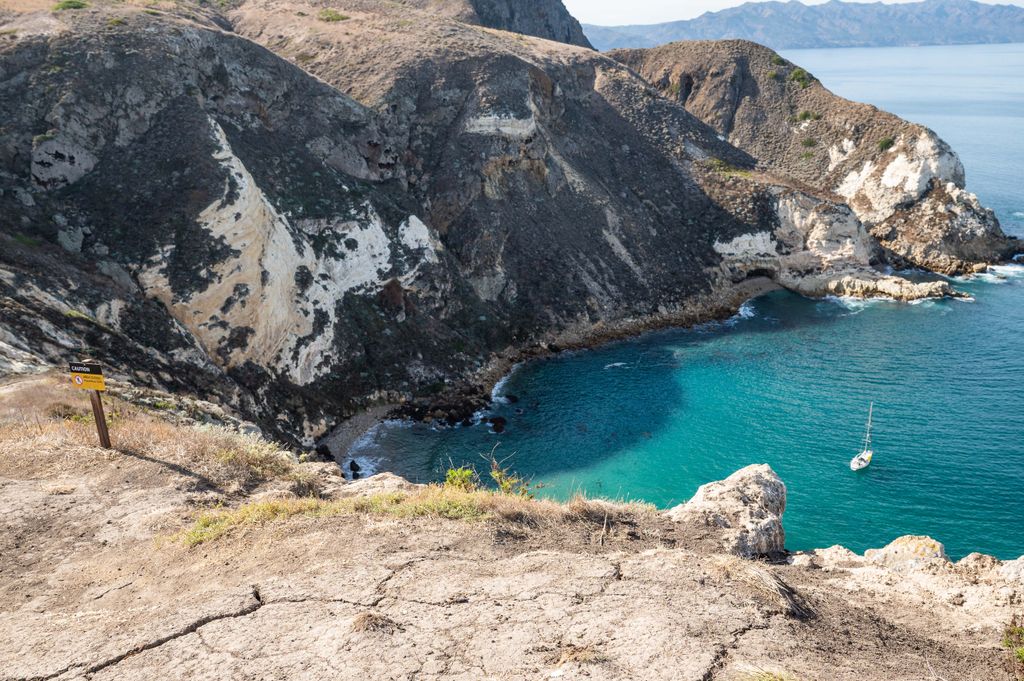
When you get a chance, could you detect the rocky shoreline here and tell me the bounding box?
[322,265,975,457]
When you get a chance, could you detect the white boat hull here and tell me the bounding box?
[850,450,873,471]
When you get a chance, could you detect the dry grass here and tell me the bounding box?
[0,376,308,493]
[178,485,658,546]
[351,612,400,635]
[547,644,608,665]
[712,556,816,621]
[733,671,799,681]
[2,376,659,547]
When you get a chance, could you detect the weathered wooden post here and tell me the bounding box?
[69,361,111,449]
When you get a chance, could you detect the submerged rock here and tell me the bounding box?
[667,463,787,558]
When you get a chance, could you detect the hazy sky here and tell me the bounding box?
[565,0,1024,25]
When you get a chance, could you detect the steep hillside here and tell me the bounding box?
[611,40,1019,274]
[0,0,1013,444]
[584,0,1024,51]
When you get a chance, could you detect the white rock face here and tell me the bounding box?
[136,117,441,387]
[836,132,963,226]
[713,191,957,300]
[399,216,441,264]
[30,137,98,189]
[667,464,787,558]
[998,557,1024,584]
[464,114,537,138]
[827,138,856,172]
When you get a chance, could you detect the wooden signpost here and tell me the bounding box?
[69,361,111,449]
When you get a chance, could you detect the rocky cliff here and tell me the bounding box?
[611,39,1019,275]
[0,1,1013,443]
[431,0,594,48]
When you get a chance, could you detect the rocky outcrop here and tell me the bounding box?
[400,0,592,47]
[612,40,1019,274]
[667,463,787,558]
[864,535,949,567]
[464,0,593,48]
[710,189,960,300]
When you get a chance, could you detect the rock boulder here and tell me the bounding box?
[864,535,949,568]
[667,464,787,558]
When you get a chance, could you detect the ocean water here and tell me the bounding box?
[350,44,1024,560]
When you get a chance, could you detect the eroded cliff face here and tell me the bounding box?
[0,2,1006,441]
[611,40,1019,275]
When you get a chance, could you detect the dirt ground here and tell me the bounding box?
[0,378,1021,680]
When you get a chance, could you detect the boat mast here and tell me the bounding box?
[863,402,873,451]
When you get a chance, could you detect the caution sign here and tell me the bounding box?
[69,362,105,392]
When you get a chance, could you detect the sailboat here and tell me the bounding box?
[850,402,875,471]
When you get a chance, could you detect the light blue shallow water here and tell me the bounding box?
[352,43,1024,560]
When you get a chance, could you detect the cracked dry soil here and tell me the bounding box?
[0,429,1015,680]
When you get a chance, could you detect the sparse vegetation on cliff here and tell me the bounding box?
[788,67,815,88]
[53,0,87,10]
[704,157,753,178]
[878,136,896,151]
[1005,616,1024,677]
[317,8,349,22]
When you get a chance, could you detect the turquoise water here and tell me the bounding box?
[352,44,1024,560]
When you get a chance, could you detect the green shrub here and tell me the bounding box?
[106,17,126,26]
[801,137,817,148]
[444,466,477,492]
[1004,616,1024,673]
[12,233,40,248]
[799,151,814,161]
[704,157,752,178]
[317,8,349,22]
[788,67,814,88]
[796,110,821,122]
[771,54,786,66]
[143,9,160,15]
[487,453,532,498]
[766,70,779,81]
[877,136,895,152]
[53,0,88,9]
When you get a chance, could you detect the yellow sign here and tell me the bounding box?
[69,362,106,392]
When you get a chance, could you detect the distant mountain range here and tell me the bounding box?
[583,0,1024,51]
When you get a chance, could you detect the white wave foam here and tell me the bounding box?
[735,301,757,319]
[822,295,890,312]
[342,419,414,478]
[953,264,1024,284]
[1012,211,1024,218]
[350,454,381,477]
[490,363,523,403]
[604,362,628,369]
